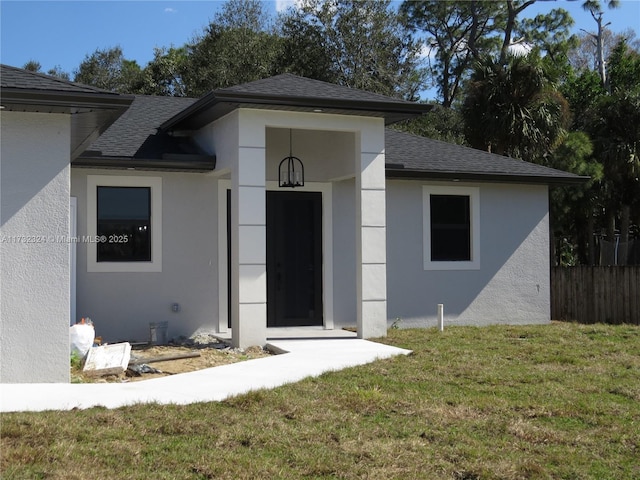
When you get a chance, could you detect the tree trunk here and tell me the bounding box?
[603,209,617,265]
[596,13,609,92]
[606,209,616,241]
[550,229,557,266]
[587,213,596,265]
[500,0,536,65]
[588,9,610,92]
[619,204,631,264]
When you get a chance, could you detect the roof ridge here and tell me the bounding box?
[216,73,414,104]
[131,93,200,102]
[0,64,120,95]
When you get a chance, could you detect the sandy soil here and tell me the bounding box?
[75,344,271,383]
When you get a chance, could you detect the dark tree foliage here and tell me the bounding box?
[275,8,336,83]
[556,40,640,264]
[74,46,145,93]
[22,61,71,81]
[183,0,282,95]
[280,0,426,100]
[585,41,640,245]
[394,106,467,145]
[140,47,189,97]
[400,0,504,107]
[462,53,570,162]
[401,0,576,107]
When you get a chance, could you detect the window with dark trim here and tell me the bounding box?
[97,186,151,262]
[423,185,479,270]
[430,194,471,261]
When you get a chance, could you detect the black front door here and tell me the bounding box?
[267,191,323,327]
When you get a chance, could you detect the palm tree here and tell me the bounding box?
[462,52,569,164]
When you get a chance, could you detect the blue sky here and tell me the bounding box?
[1,0,638,80]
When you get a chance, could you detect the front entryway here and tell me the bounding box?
[267,191,323,327]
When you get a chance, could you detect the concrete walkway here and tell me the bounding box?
[0,339,411,413]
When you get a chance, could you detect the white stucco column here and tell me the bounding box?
[0,112,71,383]
[355,126,388,339]
[230,137,267,348]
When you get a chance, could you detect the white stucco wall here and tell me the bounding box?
[71,169,219,343]
[1,112,72,383]
[386,180,551,328]
[332,178,357,327]
[198,109,388,340]
[71,109,369,345]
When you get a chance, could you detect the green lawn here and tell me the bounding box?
[2,322,639,479]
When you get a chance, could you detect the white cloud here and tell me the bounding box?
[164,7,177,14]
[275,0,302,12]
[419,42,437,60]
[508,42,533,57]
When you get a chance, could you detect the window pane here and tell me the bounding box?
[97,187,151,262]
[430,194,470,261]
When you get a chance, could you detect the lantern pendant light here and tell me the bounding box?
[278,129,304,188]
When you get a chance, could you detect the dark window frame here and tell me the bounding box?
[423,185,480,270]
[96,186,152,263]
[430,194,471,262]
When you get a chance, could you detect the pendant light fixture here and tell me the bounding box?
[278,129,304,188]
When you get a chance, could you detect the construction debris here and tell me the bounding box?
[126,364,163,377]
[129,351,201,365]
[83,343,131,377]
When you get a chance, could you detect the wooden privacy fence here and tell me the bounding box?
[551,266,640,325]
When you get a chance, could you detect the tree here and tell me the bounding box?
[580,0,620,90]
[23,60,41,72]
[394,105,467,145]
[401,0,575,107]
[561,67,605,131]
[569,28,639,73]
[184,0,282,95]
[22,61,70,80]
[400,0,504,107]
[549,131,603,265]
[462,53,570,163]
[585,40,640,251]
[276,7,336,83]
[281,0,425,99]
[500,1,577,74]
[74,46,145,93]
[517,7,578,81]
[46,66,71,81]
[141,47,189,96]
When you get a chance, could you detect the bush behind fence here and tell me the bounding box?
[551,266,640,325]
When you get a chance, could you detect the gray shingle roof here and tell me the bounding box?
[42,70,583,182]
[1,64,134,160]
[385,129,587,184]
[77,95,216,171]
[86,95,199,157]
[217,73,416,105]
[1,64,116,95]
[161,74,429,130]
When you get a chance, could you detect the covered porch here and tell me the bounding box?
[205,109,389,348]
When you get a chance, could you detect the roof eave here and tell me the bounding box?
[385,167,590,185]
[73,154,217,173]
[160,91,431,131]
[1,88,134,112]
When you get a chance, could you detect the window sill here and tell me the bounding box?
[423,260,480,271]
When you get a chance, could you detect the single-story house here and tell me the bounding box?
[0,65,585,383]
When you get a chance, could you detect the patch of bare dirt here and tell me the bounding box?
[74,335,272,383]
